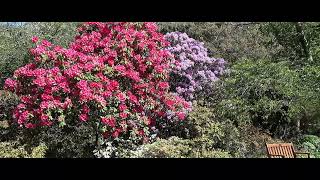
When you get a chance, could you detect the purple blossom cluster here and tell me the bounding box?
[165,31,226,101]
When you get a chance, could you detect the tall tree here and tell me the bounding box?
[294,22,313,63]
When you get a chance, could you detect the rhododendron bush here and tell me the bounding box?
[165,32,226,101]
[4,22,191,144]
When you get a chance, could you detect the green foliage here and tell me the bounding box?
[1,120,97,158]
[293,65,320,134]
[297,135,320,158]
[33,124,96,158]
[129,136,232,158]
[158,22,273,63]
[1,22,320,158]
[0,90,19,121]
[127,101,280,158]
[25,22,80,47]
[0,22,79,86]
[101,105,244,158]
[0,141,47,158]
[1,105,96,158]
[30,143,48,158]
[187,105,245,155]
[261,22,320,67]
[213,59,305,137]
[261,23,304,63]
[212,58,320,140]
[130,105,246,158]
[192,149,232,158]
[130,137,193,158]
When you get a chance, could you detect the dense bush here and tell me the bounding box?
[212,59,318,138]
[186,105,246,157]
[0,141,47,158]
[1,114,96,158]
[130,105,247,158]
[4,22,191,155]
[129,136,232,158]
[0,90,19,121]
[128,137,192,158]
[184,104,284,158]
[164,31,226,101]
[297,135,320,158]
[297,65,320,135]
[36,124,96,158]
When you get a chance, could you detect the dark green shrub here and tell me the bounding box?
[296,135,320,158]
[297,65,320,135]
[2,120,97,158]
[101,105,245,158]
[0,90,20,143]
[0,90,19,121]
[213,59,305,138]
[187,104,282,158]
[34,124,96,158]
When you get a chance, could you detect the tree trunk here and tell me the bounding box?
[294,22,313,63]
[296,119,301,133]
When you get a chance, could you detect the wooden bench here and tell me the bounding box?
[265,143,310,158]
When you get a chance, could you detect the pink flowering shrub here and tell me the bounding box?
[4,22,191,143]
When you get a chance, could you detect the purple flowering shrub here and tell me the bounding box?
[165,32,227,101]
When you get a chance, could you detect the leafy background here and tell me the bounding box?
[1,22,320,158]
